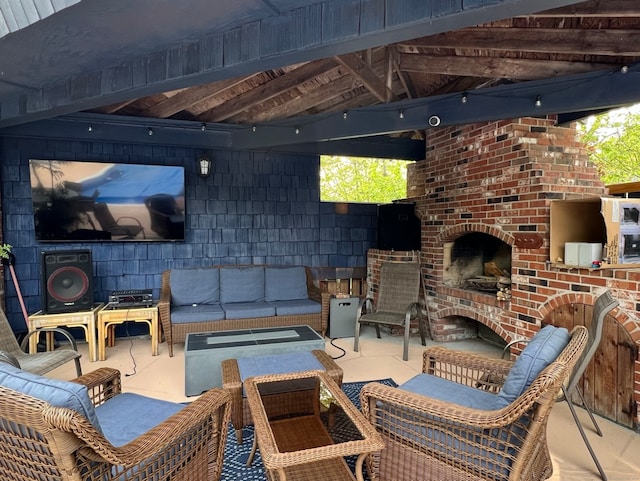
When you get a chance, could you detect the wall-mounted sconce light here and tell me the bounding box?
[197,155,212,177]
[534,95,542,108]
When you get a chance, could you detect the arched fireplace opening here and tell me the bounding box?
[441,314,507,349]
[443,232,511,294]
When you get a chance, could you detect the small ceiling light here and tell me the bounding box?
[148,127,154,136]
[197,155,212,178]
[534,95,542,108]
[343,111,348,119]
[295,127,300,135]
[252,125,257,132]
[428,115,441,127]
[201,122,206,131]
[399,109,405,119]
[88,124,93,132]
[621,65,629,74]
[461,93,468,104]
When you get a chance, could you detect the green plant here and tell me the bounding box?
[0,244,12,261]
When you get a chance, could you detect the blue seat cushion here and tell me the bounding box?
[393,373,522,475]
[0,362,102,433]
[238,351,324,396]
[222,302,275,319]
[170,268,219,305]
[95,392,183,447]
[170,304,225,324]
[400,373,498,410]
[264,266,309,301]
[268,299,321,316]
[220,266,265,303]
[237,351,324,380]
[494,324,570,409]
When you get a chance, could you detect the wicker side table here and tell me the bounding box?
[244,370,383,481]
[221,349,343,444]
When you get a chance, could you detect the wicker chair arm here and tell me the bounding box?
[361,359,568,429]
[421,346,513,390]
[72,367,122,404]
[63,387,231,471]
[19,327,79,352]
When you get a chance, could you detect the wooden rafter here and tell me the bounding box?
[397,54,610,80]
[335,52,397,103]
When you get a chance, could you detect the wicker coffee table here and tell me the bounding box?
[244,370,384,481]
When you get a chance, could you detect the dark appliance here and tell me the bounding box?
[377,202,421,251]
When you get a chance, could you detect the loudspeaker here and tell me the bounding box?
[41,249,94,314]
[377,203,421,251]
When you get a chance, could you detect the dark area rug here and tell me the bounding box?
[220,378,397,481]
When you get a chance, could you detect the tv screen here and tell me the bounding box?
[29,160,185,242]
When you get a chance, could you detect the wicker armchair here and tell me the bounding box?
[360,325,588,481]
[0,366,231,481]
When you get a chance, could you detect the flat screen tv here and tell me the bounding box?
[29,160,185,242]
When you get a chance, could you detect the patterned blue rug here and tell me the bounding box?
[220,378,397,481]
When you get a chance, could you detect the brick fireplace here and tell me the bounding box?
[370,116,640,430]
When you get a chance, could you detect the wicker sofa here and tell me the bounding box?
[159,265,329,356]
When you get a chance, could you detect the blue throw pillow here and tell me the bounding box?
[170,267,219,305]
[0,362,102,432]
[264,266,309,302]
[494,325,570,409]
[219,266,265,303]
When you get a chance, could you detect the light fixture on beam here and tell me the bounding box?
[428,115,441,127]
[535,95,542,108]
[148,127,154,136]
[197,155,212,178]
[461,93,468,104]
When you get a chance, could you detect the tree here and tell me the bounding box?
[579,107,640,184]
[320,156,410,203]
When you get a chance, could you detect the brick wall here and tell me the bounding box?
[375,117,640,427]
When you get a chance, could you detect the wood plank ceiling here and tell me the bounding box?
[89,0,640,141]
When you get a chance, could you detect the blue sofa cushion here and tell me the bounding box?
[0,362,102,432]
[494,324,570,409]
[170,304,225,324]
[268,299,321,316]
[222,302,275,319]
[219,266,265,303]
[170,268,219,305]
[264,266,309,302]
[400,373,498,410]
[95,392,183,447]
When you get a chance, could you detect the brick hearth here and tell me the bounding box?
[370,116,640,429]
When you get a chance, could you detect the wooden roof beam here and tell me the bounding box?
[247,74,362,123]
[335,52,397,103]
[399,28,640,57]
[532,1,640,18]
[198,59,338,122]
[398,54,611,80]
